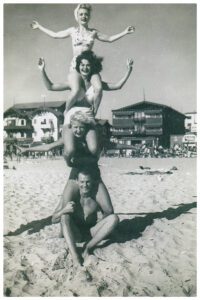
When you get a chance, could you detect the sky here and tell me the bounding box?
[3,2,197,123]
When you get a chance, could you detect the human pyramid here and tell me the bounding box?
[31,4,134,271]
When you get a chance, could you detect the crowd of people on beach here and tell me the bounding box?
[4,142,197,163]
[104,143,197,158]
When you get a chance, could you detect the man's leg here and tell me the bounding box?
[82,214,119,259]
[61,214,82,266]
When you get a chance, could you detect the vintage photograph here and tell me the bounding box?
[3,2,197,297]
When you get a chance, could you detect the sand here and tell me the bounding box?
[3,157,197,296]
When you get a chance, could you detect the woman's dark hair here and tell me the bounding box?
[75,50,103,76]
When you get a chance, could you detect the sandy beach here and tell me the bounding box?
[3,156,196,297]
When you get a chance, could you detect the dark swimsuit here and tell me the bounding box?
[72,202,98,241]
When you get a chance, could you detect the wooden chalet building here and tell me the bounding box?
[111,100,186,148]
[4,101,65,152]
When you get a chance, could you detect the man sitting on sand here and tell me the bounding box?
[52,167,119,267]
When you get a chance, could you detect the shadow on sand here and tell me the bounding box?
[4,202,196,242]
[106,201,197,245]
[4,216,52,236]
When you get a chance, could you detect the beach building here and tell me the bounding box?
[170,112,197,149]
[3,101,65,152]
[185,112,197,133]
[111,100,186,148]
[4,101,112,155]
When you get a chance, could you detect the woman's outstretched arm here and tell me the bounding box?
[102,58,133,91]
[96,26,135,42]
[31,20,73,38]
[38,58,70,91]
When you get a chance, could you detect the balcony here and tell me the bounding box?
[133,116,146,122]
[4,124,33,131]
[146,128,163,135]
[145,118,163,126]
[113,119,134,127]
[4,137,34,144]
[112,130,134,136]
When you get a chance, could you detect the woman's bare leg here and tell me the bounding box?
[96,180,114,216]
[62,124,77,166]
[85,128,100,157]
[90,74,103,115]
[66,70,82,111]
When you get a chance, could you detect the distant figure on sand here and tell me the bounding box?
[38,51,133,167]
[31,3,135,120]
[52,167,119,267]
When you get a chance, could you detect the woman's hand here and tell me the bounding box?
[126,58,134,70]
[31,20,40,29]
[38,57,45,71]
[124,26,135,35]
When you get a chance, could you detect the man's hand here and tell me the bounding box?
[62,201,75,214]
[31,20,40,30]
[38,57,45,71]
[124,26,135,35]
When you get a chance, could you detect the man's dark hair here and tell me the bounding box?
[75,50,103,76]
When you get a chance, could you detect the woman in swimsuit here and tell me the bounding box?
[31,4,135,118]
[38,50,133,165]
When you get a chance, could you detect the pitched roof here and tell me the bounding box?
[11,101,65,110]
[112,100,186,117]
[4,101,66,117]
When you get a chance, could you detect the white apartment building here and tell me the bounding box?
[185,112,197,133]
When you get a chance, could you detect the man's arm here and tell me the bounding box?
[31,20,73,39]
[38,58,70,91]
[96,26,135,43]
[102,58,133,91]
[52,201,75,223]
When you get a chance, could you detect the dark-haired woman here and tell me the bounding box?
[38,51,133,164]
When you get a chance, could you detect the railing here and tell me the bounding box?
[4,125,33,130]
[4,137,34,143]
[112,130,134,136]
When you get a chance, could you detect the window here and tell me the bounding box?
[33,119,37,124]
[41,119,46,125]
[21,119,25,125]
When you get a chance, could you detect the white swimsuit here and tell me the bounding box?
[70,27,96,71]
[64,86,95,125]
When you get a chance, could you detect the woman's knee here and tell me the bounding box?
[63,146,75,158]
[87,143,99,156]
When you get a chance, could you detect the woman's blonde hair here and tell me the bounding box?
[70,111,91,126]
[74,4,92,22]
